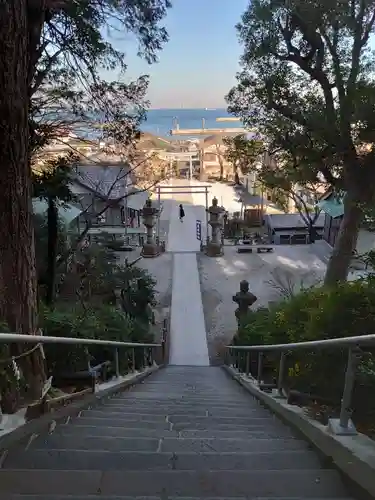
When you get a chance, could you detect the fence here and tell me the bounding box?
[225,333,375,436]
[0,333,164,416]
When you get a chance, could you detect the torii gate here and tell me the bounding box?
[160,151,199,180]
[155,183,211,244]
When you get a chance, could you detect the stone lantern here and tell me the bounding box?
[141,198,160,258]
[206,197,225,257]
[233,280,257,324]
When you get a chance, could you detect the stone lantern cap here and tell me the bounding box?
[142,198,158,216]
[208,197,224,214]
[233,279,257,310]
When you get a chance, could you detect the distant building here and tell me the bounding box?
[316,190,375,261]
[70,159,148,244]
[317,191,344,248]
[264,213,325,245]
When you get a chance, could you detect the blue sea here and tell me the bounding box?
[141,108,242,138]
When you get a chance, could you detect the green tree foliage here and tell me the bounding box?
[30,0,171,154]
[258,152,324,241]
[227,0,375,285]
[223,134,264,184]
[39,241,157,376]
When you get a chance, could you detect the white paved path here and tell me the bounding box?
[156,178,210,365]
[169,253,209,366]
[166,204,205,253]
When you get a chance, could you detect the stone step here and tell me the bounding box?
[116,392,253,400]
[159,437,305,453]
[101,403,266,416]
[105,399,263,411]
[67,416,278,431]
[171,421,281,432]
[131,390,251,397]
[31,435,306,453]
[0,469,349,497]
[31,435,159,452]
[178,428,295,439]
[80,411,273,426]
[53,425,180,439]
[68,417,172,430]
[0,497,355,500]
[4,449,321,471]
[51,424,293,440]
[89,406,271,418]
[119,394,252,401]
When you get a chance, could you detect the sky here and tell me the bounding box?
[103,0,249,109]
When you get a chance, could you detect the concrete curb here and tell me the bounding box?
[0,364,162,452]
[222,364,375,499]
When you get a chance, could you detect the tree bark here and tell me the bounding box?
[324,194,363,286]
[0,0,45,399]
[45,197,58,306]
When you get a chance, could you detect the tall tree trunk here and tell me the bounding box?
[45,197,58,306]
[0,0,45,400]
[308,223,316,244]
[324,194,363,286]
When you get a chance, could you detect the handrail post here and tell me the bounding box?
[161,340,165,364]
[257,352,263,385]
[328,346,362,435]
[132,347,136,372]
[245,351,250,377]
[277,352,286,397]
[114,348,120,378]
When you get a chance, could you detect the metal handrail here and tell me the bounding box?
[225,333,375,436]
[0,333,164,389]
[0,333,161,349]
[226,333,375,352]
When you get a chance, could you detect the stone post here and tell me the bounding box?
[233,280,257,324]
[206,197,225,257]
[141,198,160,258]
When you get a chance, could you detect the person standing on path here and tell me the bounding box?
[179,204,185,222]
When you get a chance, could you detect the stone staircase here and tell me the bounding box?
[0,366,353,499]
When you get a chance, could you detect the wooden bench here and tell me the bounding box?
[237,245,274,254]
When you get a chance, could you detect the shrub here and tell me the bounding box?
[39,303,143,375]
[235,280,375,427]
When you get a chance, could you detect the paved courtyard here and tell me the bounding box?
[198,245,325,362]
[138,179,336,364]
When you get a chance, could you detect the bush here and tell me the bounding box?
[235,280,375,430]
[39,303,148,375]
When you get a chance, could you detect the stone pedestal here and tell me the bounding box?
[233,280,258,324]
[206,197,225,257]
[141,199,160,258]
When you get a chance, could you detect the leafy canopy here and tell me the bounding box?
[29,0,172,153]
[227,0,375,200]
[223,134,264,175]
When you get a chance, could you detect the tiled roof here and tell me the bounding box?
[73,164,129,199]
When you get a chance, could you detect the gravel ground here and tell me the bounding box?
[198,245,325,364]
